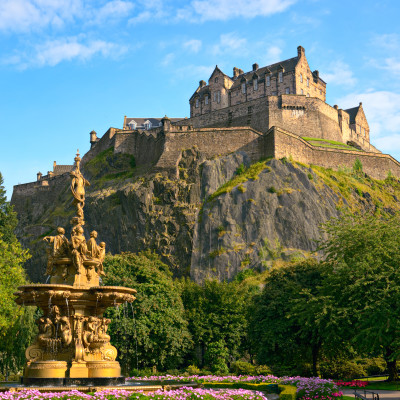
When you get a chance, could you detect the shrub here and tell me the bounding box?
[353,158,363,175]
[186,364,201,375]
[256,365,273,375]
[205,340,229,375]
[231,361,256,375]
[278,385,297,400]
[269,186,277,194]
[320,359,366,380]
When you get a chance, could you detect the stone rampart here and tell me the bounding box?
[155,126,264,177]
[269,127,400,180]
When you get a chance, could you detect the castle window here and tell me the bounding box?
[217,91,221,103]
[272,91,277,96]
[205,95,209,105]
[195,99,199,108]
[279,72,283,82]
[301,89,304,95]
[253,79,258,91]
[266,76,271,86]
[242,83,246,94]
[215,77,218,83]
[320,89,322,95]
[307,78,310,87]
[285,88,290,94]
[214,92,217,102]
[300,73,303,83]
[307,93,310,97]
[359,125,362,133]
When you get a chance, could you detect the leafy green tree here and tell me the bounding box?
[0,173,32,376]
[204,340,229,374]
[0,173,18,243]
[316,212,400,381]
[103,251,192,373]
[178,278,257,367]
[248,259,326,376]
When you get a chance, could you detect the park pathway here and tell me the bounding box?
[342,389,400,400]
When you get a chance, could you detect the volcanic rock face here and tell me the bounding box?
[13,148,386,283]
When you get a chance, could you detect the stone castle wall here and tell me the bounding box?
[178,94,377,153]
[155,126,264,177]
[270,127,400,180]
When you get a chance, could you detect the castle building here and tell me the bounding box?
[187,46,371,152]
[122,116,183,131]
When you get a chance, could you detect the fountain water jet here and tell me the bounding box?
[14,151,137,387]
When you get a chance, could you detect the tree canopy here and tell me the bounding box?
[103,251,192,373]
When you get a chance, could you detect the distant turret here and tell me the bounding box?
[90,130,98,147]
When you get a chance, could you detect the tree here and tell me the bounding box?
[317,212,400,381]
[0,173,18,243]
[0,173,32,376]
[248,259,326,376]
[178,278,257,367]
[103,251,192,373]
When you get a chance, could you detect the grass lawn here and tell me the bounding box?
[343,396,355,400]
[301,136,363,151]
[363,381,400,391]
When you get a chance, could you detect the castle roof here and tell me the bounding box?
[53,165,74,175]
[124,117,183,130]
[231,56,299,89]
[344,105,361,124]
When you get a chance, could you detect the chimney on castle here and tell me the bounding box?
[313,70,319,79]
[252,63,259,71]
[123,115,127,129]
[199,80,206,88]
[297,45,305,58]
[90,130,98,147]
[233,67,240,78]
[53,161,56,171]
[37,172,42,181]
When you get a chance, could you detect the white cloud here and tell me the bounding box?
[0,0,83,32]
[161,52,175,67]
[188,0,297,22]
[5,37,128,68]
[211,33,247,56]
[336,91,400,154]
[261,45,282,66]
[323,61,356,87]
[88,1,135,25]
[0,0,134,32]
[183,39,202,53]
[371,33,399,51]
[175,64,215,80]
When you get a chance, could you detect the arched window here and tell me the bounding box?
[253,79,258,91]
[300,73,303,83]
[205,95,209,105]
[278,71,283,82]
[266,76,270,86]
[195,99,199,108]
[242,83,246,94]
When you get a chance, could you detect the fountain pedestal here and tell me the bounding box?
[14,151,136,386]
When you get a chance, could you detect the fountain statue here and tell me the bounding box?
[14,151,137,386]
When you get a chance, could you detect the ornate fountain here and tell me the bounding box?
[14,151,137,386]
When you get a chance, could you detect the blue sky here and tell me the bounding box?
[1,0,400,198]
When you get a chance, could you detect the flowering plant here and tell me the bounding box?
[335,380,368,388]
[0,388,267,400]
[281,377,343,400]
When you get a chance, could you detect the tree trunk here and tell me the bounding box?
[385,347,399,381]
[312,345,320,377]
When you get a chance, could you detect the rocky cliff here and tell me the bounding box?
[12,147,400,283]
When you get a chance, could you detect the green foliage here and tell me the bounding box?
[278,385,297,400]
[231,360,256,375]
[103,251,192,372]
[178,278,258,367]
[317,211,400,380]
[248,259,325,376]
[268,186,277,193]
[0,173,18,244]
[207,159,270,202]
[353,158,363,174]
[320,358,366,380]
[302,137,364,152]
[205,340,229,374]
[84,147,136,184]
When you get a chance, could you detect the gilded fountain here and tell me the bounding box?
[14,151,137,386]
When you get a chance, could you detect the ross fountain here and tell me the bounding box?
[14,151,138,387]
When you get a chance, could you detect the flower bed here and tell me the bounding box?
[128,375,281,384]
[0,388,267,400]
[281,377,342,400]
[335,380,369,388]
